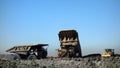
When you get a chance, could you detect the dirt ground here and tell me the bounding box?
[0,54,120,68]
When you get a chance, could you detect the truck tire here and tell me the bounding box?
[13,54,21,60]
[27,55,37,60]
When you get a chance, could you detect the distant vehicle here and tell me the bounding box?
[57,30,82,57]
[6,44,48,60]
[101,49,114,57]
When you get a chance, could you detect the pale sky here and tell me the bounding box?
[0,0,120,56]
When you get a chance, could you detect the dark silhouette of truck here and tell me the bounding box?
[6,44,48,60]
[57,30,82,57]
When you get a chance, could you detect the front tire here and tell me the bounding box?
[27,55,37,60]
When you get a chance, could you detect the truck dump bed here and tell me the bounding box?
[57,30,82,57]
[6,44,48,55]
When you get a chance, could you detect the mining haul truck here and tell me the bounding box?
[6,44,48,60]
[57,30,82,57]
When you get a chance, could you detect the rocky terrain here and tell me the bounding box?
[0,54,120,68]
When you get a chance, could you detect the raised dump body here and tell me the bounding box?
[6,44,48,60]
[57,30,82,57]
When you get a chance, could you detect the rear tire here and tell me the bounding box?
[27,55,37,60]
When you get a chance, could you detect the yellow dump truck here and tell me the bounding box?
[101,49,114,57]
[6,44,48,60]
[57,30,82,57]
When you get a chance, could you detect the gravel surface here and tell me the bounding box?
[0,54,120,68]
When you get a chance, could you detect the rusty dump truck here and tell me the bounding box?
[57,30,82,57]
[6,44,48,60]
